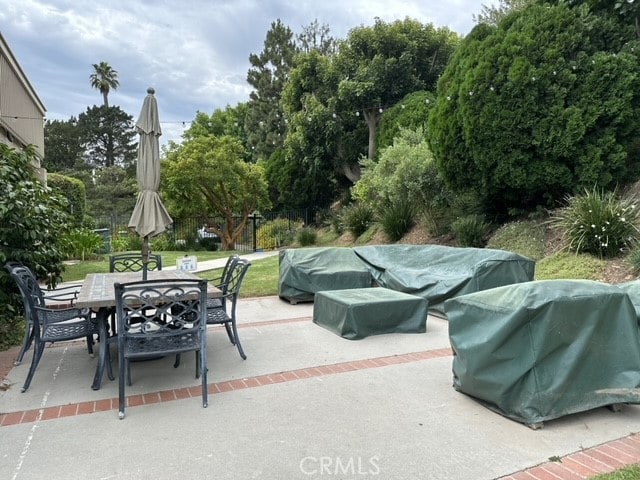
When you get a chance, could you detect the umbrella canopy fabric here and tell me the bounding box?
[128,87,172,238]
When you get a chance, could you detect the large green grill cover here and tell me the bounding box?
[445,280,640,426]
[278,247,372,303]
[353,245,535,315]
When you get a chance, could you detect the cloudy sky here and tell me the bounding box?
[1,0,488,145]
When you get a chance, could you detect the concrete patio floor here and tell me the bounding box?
[1,290,640,479]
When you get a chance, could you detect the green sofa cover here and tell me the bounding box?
[278,247,373,303]
[445,279,640,426]
[353,244,535,315]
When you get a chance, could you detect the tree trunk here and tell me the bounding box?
[363,109,380,160]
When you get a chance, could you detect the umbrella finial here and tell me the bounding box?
[147,87,155,95]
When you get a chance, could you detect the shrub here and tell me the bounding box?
[59,228,103,261]
[110,233,130,253]
[257,218,301,249]
[47,173,86,227]
[297,227,317,246]
[341,203,374,238]
[451,214,490,248]
[427,3,640,215]
[151,233,177,252]
[0,144,69,349]
[380,199,415,242]
[550,187,640,258]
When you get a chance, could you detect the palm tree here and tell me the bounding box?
[89,61,119,107]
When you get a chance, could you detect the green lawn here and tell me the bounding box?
[591,464,640,479]
[62,250,280,298]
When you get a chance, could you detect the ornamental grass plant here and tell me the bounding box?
[550,187,640,258]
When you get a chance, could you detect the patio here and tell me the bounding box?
[1,293,640,479]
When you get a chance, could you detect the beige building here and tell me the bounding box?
[0,31,46,180]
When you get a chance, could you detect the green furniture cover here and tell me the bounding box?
[614,280,640,320]
[445,280,640,426]
[278,247,372,303]
[313,287,428,340]
[353,245,535,316]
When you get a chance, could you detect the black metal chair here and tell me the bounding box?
[114,278,209,419]
[109,253,162,273]
[207,258,251,360]
[5,261,84,366]
[4,262,97,392]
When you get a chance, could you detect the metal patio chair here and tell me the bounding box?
[4,262,97,392]
[114,278,209,419]
[206,258,251,359]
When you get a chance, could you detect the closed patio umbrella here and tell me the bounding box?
[128,87,172,280]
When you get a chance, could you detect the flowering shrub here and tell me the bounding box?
[550,188,640,258]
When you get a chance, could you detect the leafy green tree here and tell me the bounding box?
[0,145,71,346]
[245,19,298,162]
[182,105,251,161]
[335,18,459,160]
[85,166,138,220]
[90,61,119,107]
[162,135,270,250]
[279,50,360,209]
[77,105,136,168]
[43,117,83,172]
[427,3,640,216]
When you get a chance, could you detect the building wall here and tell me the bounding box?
[0,32,46,180]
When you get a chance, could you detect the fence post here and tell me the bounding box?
[251,213,258,252]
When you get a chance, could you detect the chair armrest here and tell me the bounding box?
[42,283,81,305]
[34,305,92,324]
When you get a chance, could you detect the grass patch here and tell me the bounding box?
[535,252,606,281]
[591,464,640,479]
[199,254,279,298]
[486,220,546,260]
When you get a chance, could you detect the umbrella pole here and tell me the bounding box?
[142,235,149,281]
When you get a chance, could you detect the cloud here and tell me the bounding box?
[0,0,485,145]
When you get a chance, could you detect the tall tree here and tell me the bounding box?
[245,19,298,162]
[76,105,137,169]
[89,61,119,107]
[335,18,459,161]
[43,117,84,172]
[162,135,270,250]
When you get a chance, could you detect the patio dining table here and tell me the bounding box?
[76,270,221,390]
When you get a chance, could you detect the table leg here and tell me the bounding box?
[91,308,113,390]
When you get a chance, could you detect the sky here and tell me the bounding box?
[1,0,489,146]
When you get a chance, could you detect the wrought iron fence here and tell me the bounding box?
[93,209,311,253]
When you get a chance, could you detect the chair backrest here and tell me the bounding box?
[225,258,251,313]
[109,253,162,273]
[5,263,46,309]
[114,278,208,355]
[217,255,240,291]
